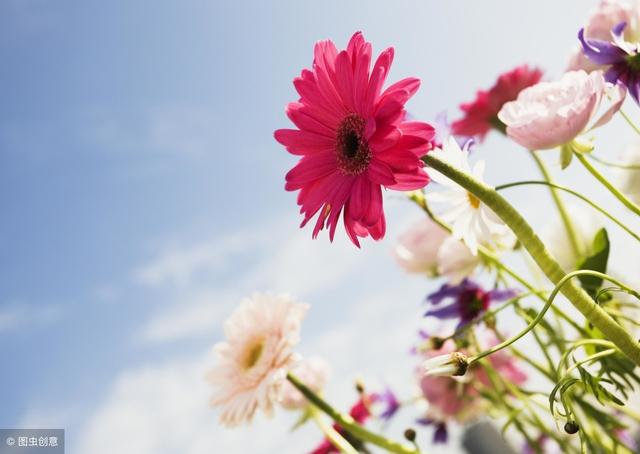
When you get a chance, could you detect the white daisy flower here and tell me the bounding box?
[207,293,309,426]
[426,137,511,255]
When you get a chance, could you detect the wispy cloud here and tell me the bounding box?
[0,302,63,335]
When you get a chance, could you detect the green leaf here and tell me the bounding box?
[560,144,574,169]
[577,228,610,299]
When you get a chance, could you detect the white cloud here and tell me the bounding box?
[0,302,62,334]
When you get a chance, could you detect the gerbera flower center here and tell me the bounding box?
[241,338,265,370]
[467,191,481,209]
[336,113,372,175]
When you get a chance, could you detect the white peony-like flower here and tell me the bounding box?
[426,137,511,255]
[616,142,640,204]
[437,236,481,283]
[393,218,450,275]
[394,218,481,283]
[207,293,309,426]
[280,356,331,410]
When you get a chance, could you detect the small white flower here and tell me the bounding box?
[436,236,480,283]
[280,356,331,410]
[421,351,469,377]
[207,293,309,426]
[426,137,511,254]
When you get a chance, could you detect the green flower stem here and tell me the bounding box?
[589,154,640,170]
[557,339,615,374]
[620,109,640,136]
[529,150,582,257]
[309,407,358,454]
[422,153,640,366]
[495,180,640,242]
[470,270,639,365]
[564,348,617,376]
[286,373,417,454]
[574,152,640,216]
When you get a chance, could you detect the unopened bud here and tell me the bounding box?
[564,421,579,434]
[421,351,469,377]
[404,428,416,442]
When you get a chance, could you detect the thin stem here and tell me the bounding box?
[470,270,637,364]
[286,373,417,454]
[495,180,640,242]
[564,348,617,376]
[589,154,640,170]
[529,150,582,257]
[309,408,358,454]
[422,152,640,366]
[620,109,640,136]
[575,152,640,216]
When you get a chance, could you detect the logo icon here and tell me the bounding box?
[6,436,16,446]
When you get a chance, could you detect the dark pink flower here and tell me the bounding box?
[451,65,543,140]
[275,32,434,247]
[309,395,373,454]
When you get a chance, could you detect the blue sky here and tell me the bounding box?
[1,1,639,453]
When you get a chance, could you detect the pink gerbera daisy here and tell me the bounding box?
[274,32,435,247]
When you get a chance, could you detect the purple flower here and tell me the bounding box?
[417,418,448,444]
[373,387,400,421]
[579,22,640,102]
[425,279,517,329]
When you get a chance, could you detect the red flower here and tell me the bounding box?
[451,65,542,140]
[275,32,434,247]
[310,396,373,454]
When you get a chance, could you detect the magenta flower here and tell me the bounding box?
[275,32,435,247]
[425,279,517,329]
[579,22,640,103]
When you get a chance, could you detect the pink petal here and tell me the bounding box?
[285,153,337,190]
[286,103,335,137]
[367,159,397,186]
[274,129,336,155]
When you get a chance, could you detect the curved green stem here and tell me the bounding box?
[309,407,358,454]
[574,152,640,216]
[470,270,635,364]
[422,153,640,366]
[565,348,617,376]
[286,373,417,454]
[495,180,640,242]
[589,154,640,170]
[529,151,582,257]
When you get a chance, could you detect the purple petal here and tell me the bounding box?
[427,279,477,305]
[578,28,626,65]
[433,422,448,444]
[486,288,519,302]
[612,21,627,40]
[425,303,459,319]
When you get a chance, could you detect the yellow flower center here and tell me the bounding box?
[242,339,265,370]
[467,191,481,209]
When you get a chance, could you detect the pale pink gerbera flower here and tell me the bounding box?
[207,293,309,426]
[275,32,435,247]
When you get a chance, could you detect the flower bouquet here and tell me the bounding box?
[209,2,640,452]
